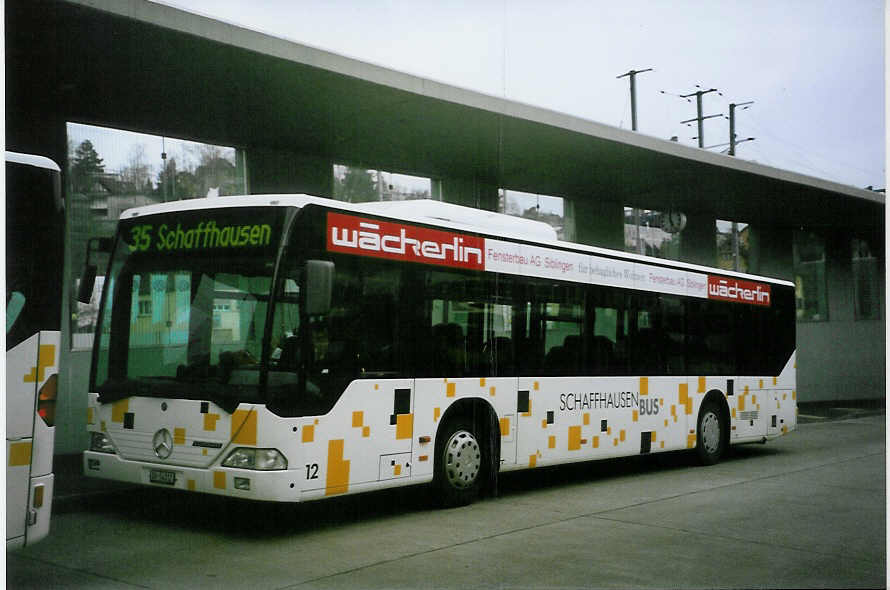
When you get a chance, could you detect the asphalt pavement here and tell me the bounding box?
[9,407,886,589]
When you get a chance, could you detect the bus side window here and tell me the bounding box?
[687,300,736,375]
[523,280,584,377]
[421,268,501,378]
[661,295,686,375]
[588,285,629,375]
[629,293,665,376]
[590,306,617,374]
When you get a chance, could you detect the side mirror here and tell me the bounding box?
[304,260,334,316]
[77,265,97,304]
[6,291,25,333]
[77,237,112,304]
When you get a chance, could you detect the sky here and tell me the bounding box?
[152,0,885,191]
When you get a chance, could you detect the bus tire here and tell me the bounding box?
[434,418,484,507]
[696,400,726,465]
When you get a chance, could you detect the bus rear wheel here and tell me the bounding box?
[696,400,726,465]
[434,419,483,507]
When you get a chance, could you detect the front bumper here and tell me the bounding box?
[83,451,302,503]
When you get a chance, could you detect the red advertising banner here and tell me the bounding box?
[707,276,771,306]
[326,212,485,270]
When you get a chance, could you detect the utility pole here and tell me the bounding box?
[617,68,653,131]
[617,68,653,255]
[679,87,721,148]
[726,100,754,271]
[728,101,754,156]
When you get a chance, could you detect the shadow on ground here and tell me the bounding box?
[60,442,786,541]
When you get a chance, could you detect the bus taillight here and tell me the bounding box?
[37,374,58,427]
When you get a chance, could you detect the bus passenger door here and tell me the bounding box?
[497,376,519,467]
[6,331,57,549]
[6,333,39,546]
[514,377,539,469]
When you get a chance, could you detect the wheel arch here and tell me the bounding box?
[435,397,501,496]
[701,388,731,449]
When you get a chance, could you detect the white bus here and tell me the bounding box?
[6,152,62,548]
[82,195,796,506]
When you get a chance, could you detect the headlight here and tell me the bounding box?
[221,448,287,470]
[90,431,117,454]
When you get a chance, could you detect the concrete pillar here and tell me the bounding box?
[247,148,334,197]
[678,211,717,267]
[440,177,498,211]
[571,198,624,250]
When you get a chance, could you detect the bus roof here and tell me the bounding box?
[118,194,795,288]
[5,151,61,172]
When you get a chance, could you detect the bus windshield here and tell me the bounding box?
[91,207,287,412]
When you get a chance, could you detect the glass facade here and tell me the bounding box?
[716,219,749,272]
[332,164,435,203]
[793,230,828,321]
[623,207,681,260]
[67,123,246,350]
[852,237,881,320]
[499,189,574,241]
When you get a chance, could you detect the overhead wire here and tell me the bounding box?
[743,114,884,182]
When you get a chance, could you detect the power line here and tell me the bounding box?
[744,115,884,179]
[744,141,855,183]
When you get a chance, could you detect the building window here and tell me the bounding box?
[716,219,749,272]
[67,122,247,349]
[793,230,828,321]
[623,207,681,260]
[499,189,575,242]
[332,164,435,203]
[852,237,881,320]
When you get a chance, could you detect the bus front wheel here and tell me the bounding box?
[434,418,483,507]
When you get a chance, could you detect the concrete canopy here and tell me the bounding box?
[6,0,884,232]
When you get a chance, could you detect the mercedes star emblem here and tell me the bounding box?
[153,428,173,460]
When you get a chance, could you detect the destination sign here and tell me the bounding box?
[120,208,283,255]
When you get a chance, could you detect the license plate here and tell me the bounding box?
[149,469,176,485]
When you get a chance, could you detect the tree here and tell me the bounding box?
[174,169,199,200]
[154,157,178,201]
[334,166,378,203]
[177,143,241,196]
[194,156,235,196]
[69,140,105,194]
[119,144,152,193]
